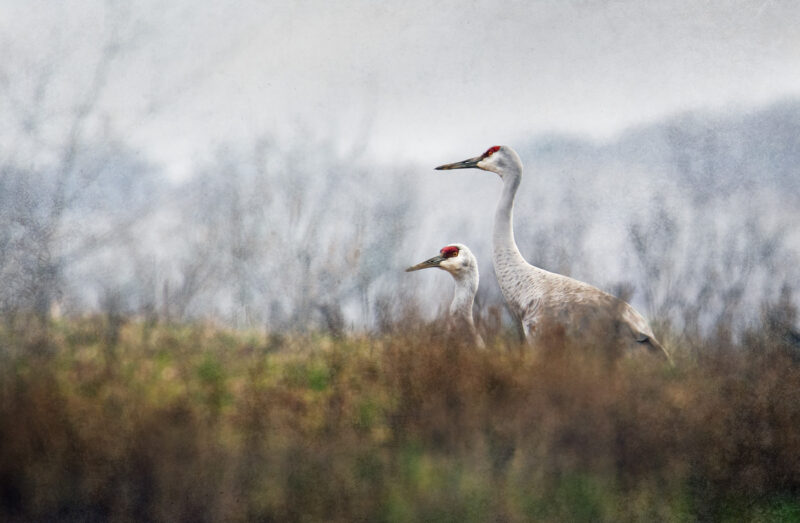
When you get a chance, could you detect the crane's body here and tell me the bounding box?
[406,244,485,348]
[437,146,669,360]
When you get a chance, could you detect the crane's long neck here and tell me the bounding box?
[449,272,478,324]
[449,272,483,346]
[492,173,527,270]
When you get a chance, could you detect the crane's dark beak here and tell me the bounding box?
[405,255,445,272]
[435,155,482,170]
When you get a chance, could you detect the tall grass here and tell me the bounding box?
[1,317,800,522]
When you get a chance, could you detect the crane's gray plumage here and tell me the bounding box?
[406,244,485,348]
[436,146,670,361]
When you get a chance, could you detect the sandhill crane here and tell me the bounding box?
[406,244,485,347]
[436,146,670,361]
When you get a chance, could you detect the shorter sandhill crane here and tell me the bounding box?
[436,145,670,361]
[406,244,485,347]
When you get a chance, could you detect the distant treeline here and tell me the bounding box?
[1,101,799,341]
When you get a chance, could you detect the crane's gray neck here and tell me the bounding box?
[449,272,478,324]
[448,271,483,346]
[492,172,527,269]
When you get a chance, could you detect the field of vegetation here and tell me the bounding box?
[2,312,800,523]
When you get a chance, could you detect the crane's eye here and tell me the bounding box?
[483,145,501,158]
[440,246,459,258]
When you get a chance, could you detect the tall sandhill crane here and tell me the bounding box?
[406,244,485,347]
[436,146,670,361]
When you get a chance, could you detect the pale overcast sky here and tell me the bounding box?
[3,0,799,177]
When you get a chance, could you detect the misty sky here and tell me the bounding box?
[4,0,800,178]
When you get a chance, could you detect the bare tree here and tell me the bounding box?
[165,138,417,331]
[0,3,165,328]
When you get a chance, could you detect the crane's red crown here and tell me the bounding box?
[482,145,501,158]
[440,245,460,258]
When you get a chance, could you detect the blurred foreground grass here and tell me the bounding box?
[2,318,800,522]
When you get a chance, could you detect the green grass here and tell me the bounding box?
[1,317,800,521]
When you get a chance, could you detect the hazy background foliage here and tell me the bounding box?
[2,1,798,340]
[2,93,798,338]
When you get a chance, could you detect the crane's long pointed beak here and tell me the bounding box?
[405,255,445,272]
[435,155,482,170]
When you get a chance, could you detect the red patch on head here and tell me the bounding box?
[440,245,460,258]
[483,145,501,158]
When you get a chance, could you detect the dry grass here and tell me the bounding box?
[1,318,800,522]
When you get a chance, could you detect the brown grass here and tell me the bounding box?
[1,318,800,521]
